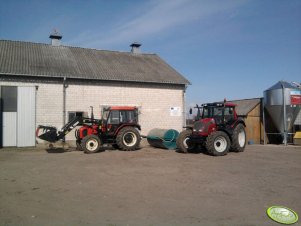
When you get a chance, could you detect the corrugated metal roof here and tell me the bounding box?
[230,98,261,116]
[0,40,190,85]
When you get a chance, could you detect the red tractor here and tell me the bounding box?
[36,106,141,153]
[177,101,246,156]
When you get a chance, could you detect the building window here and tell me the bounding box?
[68,111,84,122]
[1,86,17,112]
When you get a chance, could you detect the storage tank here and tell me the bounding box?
[264,81,301,144]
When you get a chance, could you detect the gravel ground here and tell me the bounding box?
[0,143,300,226]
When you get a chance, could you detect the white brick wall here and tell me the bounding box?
[65,82,185,138]
[1,78,185,142]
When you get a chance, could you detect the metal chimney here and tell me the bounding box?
[49,30,62,46]
[130,42,141,54]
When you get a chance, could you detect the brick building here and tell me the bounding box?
[0,34,190,147]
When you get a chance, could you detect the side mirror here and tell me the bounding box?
[189,108,192,114]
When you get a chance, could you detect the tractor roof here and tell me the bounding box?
[108,106,137,111]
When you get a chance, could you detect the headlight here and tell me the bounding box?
[193,121,204,132]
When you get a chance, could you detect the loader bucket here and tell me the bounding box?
[36,125,59,143]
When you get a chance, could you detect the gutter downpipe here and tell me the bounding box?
[281,82,287,146]
[63,77,68,143]
[262,98,266,145]
[183,85,187,128]
[35,86,39,146]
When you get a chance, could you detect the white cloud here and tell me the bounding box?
[67,0,247,48]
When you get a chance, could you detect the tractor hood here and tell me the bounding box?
[193,118,215,133]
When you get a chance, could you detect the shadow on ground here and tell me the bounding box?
[175,146,208,155]
[45,145,121,154]
[46,148,70,153]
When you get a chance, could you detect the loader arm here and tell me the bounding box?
[36,116,84,143]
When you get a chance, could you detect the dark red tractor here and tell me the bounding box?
[177,101,246,156]
[36,106,141,153]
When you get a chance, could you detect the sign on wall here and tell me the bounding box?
[170,107,181,116]
[290,90,301,105]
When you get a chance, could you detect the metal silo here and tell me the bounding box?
[263,81,301,145]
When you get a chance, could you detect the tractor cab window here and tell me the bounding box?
[102,109,110,121]
[108,110,138,124]
[120,110,137,123]
[108,111,120,124]
[213,107,223,117]
[202,108,208,118]
[224,107,235,122]
[213,107,223,124]
[202,107,223,118]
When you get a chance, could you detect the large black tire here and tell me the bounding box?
[76,139,83,151]
[176,130,195,153]
[81,135,102,154]
[230,124,246,152]
[206,131,230,156]
[116,127,141,151]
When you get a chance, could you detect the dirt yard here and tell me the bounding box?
[0,143,300,226]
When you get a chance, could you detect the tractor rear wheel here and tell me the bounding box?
[206,131,230,156]
[230,124,246,152]
[176,130,195,153]
[116,127,141,151]
[81,135,101,154]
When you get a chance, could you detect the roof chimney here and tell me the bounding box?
[130,42,141,54]
[49,30,62,46]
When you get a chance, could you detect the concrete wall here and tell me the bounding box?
[0,76,186,143]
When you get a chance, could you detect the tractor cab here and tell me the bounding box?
[101,106,139,135]
[102,106,138,124]
[194,102,237,126]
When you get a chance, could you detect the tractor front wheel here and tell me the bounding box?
[176,130,195,153]
[81,135,101,154]
[206,131,230,156]
[116,127,141,151]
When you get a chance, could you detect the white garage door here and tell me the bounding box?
[2,112,17,146]
[17,87,36,147]
[1,86,36,147]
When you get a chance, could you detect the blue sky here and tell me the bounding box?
[0,0,300,106]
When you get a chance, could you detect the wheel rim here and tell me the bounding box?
[123,132,137,147]
[238,130,246,147]
[214,136,227,152]
[183,137,190,149]
[86,138,99,151]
